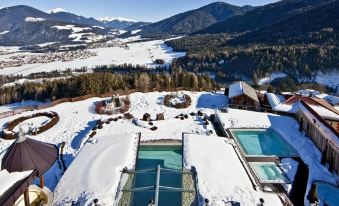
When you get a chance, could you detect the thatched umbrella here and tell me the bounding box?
[1,128,58,205]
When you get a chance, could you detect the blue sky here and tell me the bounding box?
[0,0,278,22]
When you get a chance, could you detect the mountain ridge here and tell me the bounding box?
[139,2,254,38]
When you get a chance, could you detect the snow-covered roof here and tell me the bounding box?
[184,134,282,205]
[266,93,286,109]
[297,89,321,97]
[298,104,339,147]
[315,93,339,106]
[228,81,259,102]
[0,169,33,197]
[53,133,138,205]
[309,105,339,121]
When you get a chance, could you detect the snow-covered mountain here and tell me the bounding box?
[97,17,137,23]
[46,7,67,14]
[0,5,149,46]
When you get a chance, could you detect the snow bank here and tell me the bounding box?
[184,134,282,205]
[53,133,138,206]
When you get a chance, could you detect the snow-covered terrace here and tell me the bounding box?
[217,109,338,205]
[53,133,138,205]
[184,134,283,205]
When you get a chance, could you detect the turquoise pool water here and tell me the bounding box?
[251,162,289,183]
[230,129,298,157]
[315,182,339,206]
[132,145,183,206]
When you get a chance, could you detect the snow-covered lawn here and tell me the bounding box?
[0,39,186,76]
[12,116,51,133]
[184,134,283,206]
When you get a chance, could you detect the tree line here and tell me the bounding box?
[0,69,216,106]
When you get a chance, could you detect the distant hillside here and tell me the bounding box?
[50,11,101,27]
[124,22,151,31]
[196,0,332,35]
[167,0,339,88]
[50,11,147,30]
[229,0,339,45]
[140,2,253,38]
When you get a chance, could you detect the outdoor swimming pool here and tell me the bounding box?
[230,129,298,157]
[315,182,339,205]
[132,144,183,206]
[250,162,289,184]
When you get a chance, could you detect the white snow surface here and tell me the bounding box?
[309,105,339,120]
[25,17,46,22]
[218,109,338,205]
[0,39,186,76]
[0,91,337,206]
[279,158,298,183]
[53,133,138,206]
[97,17,137,22]
[52,25,91,33]
[0,169,33,197]
[266,93,286,108]
[315,93,339,106]
[314,71,339,89]
[228,81,243,98]
[0,31,9,35]
[259,72,287,85]
[131,29,142,34]
[47,8,66,14]
[0,100,47,113]
[184,134,282,206]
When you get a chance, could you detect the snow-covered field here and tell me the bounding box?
[0,39,186,76]
[0,91,337,206]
